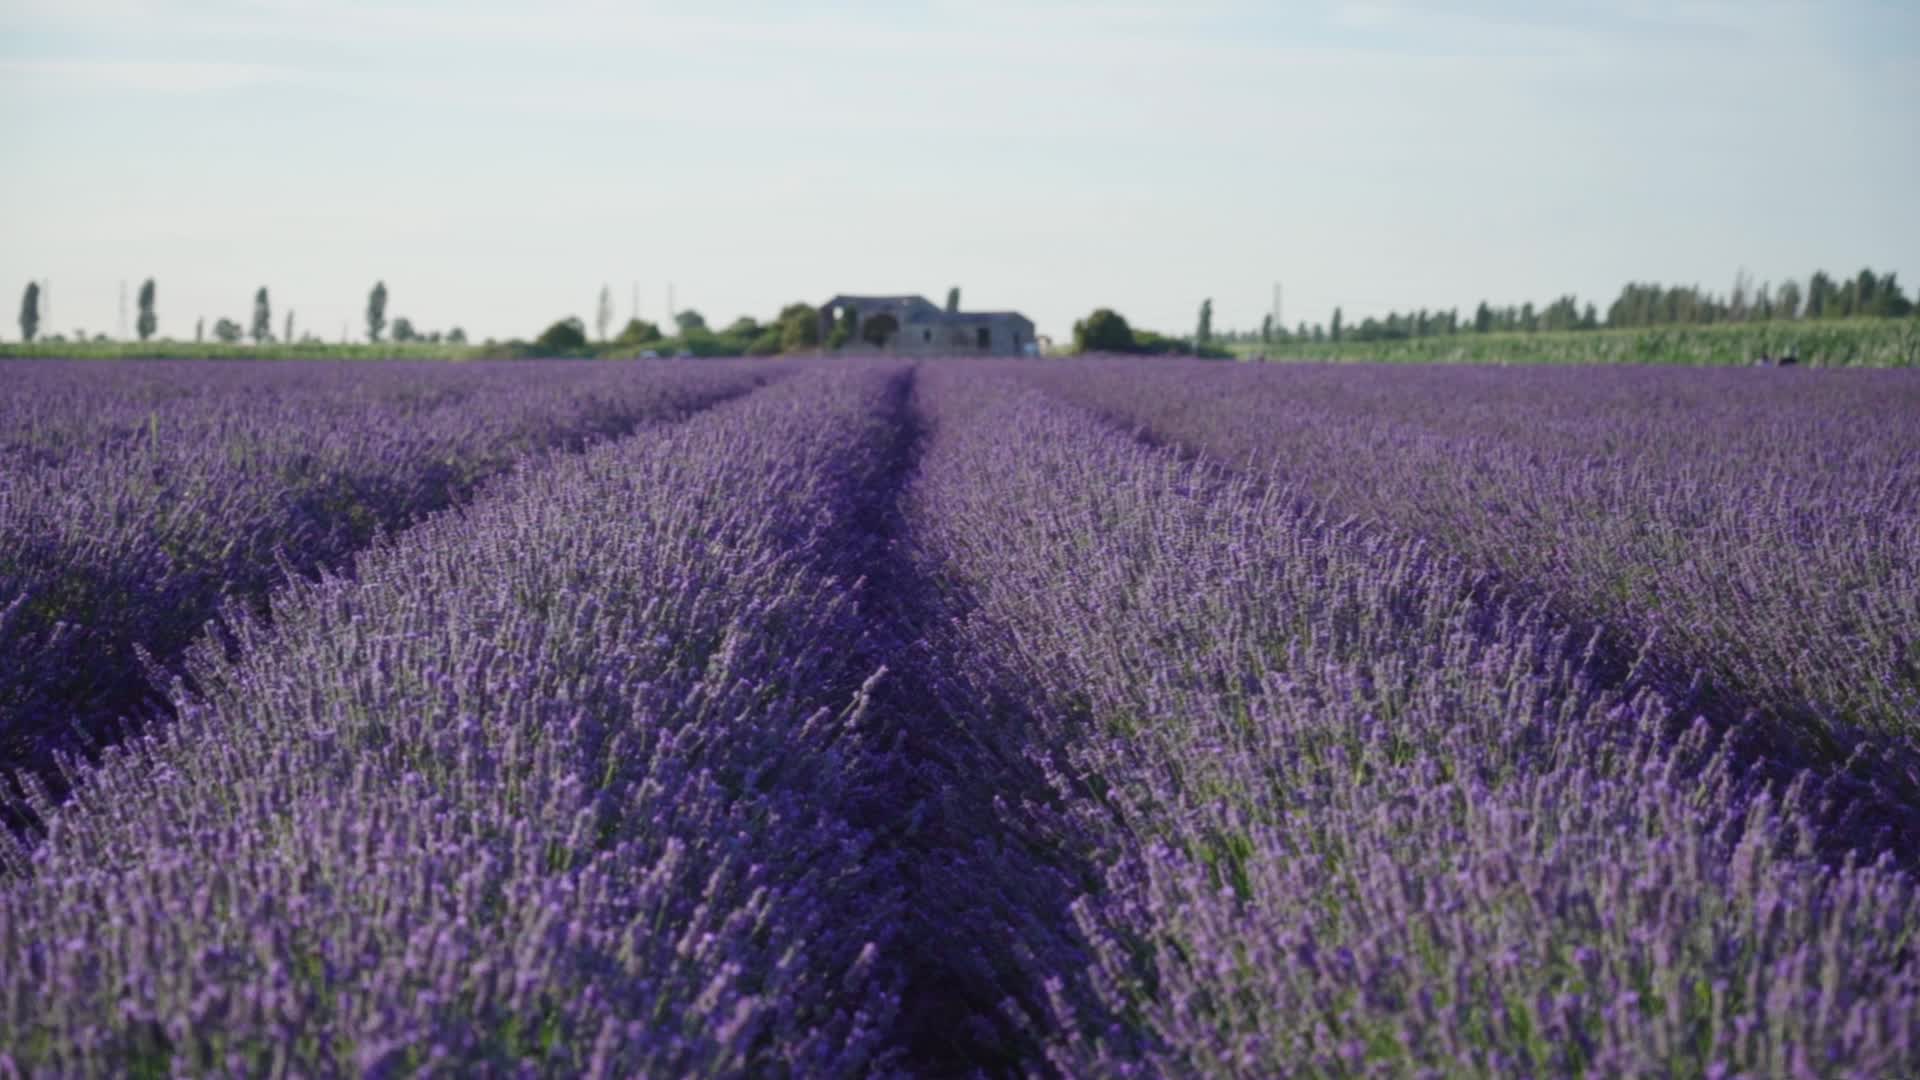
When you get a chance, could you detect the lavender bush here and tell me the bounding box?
[0,360,774,790]
[4,355,1917,1076]
[905,366,1920,1076]
[1013,359,1920,744]
[1,366,903,1075]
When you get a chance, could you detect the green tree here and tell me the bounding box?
[723,316,760,338]
[367,281,388,342]
[213,317,243,344]
[1854,268,1879,316]
[534,317,588,352]
[1260,313,1273,344]
[673,309,708,334]
[392,317,417,343]
[1887,274,1915,317]
[447,327,468,344]
[946,287,960,313]
[1806,272,1832,318]
[1072,308,1136,353]
[1196,298,1213,346]
[251,287,272,345]
[614,318,662,346]
[136,279,157,341]
[777,303,820,350]
[18,281,39,342]
[1330,307,1343,342]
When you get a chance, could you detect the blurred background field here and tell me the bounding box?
[1231,316,1920,367]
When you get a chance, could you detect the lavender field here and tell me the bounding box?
[2,357,1918,1077]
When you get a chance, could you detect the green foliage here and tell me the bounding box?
[212,318,243,344]
[614,318,662,346]
[778,303,820,350]
[533,317,589,353]
[723,316,760,338]
[19,281,40,343]
[825,325,851,349]
[1064,311,1231,359]
[136,279,156,342]
[946,286,960,313]
[1073,308,1136,353]
[251,287,272,345]
[1235,318,1919,367]
[366,281,388,343]
[392,317,418,343]
[673,310,708,334]
[1196,298,1213,346]
[675,328,731,357]
[747,330,783,356]
[1131,329,1182,354]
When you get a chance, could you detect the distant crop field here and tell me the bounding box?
[3,357,1917,1076]
[1238,317,1920,367]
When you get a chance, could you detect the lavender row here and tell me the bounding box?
[0,366,907,1076]
[1010,359,1920,746]
[1,360,776,786]
[904,366,1920,1076]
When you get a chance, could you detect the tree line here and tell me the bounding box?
[20,268,1916,353]
[532,299,830,358]
[1070,299,1234,358]
[527,284,983,358]
[1231,267,1917,346]
[14,279,466,346]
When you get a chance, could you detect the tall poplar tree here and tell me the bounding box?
[367,281,388,342]
[20,281,42,342]
[136,279,157,341]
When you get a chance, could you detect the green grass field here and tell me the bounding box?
[1230,317,1920,367]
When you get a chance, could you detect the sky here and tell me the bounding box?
[1,0,1916,344]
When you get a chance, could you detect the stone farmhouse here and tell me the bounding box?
[819,294,1037,356]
